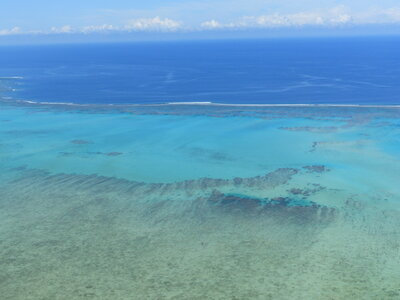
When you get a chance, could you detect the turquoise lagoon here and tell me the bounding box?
[1,100,400,299]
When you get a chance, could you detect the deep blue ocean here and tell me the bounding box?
[1,36,400,105]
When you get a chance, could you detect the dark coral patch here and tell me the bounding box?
[70,139,91,145]
[59,151,74,156]
[310,142,318,152]
[187,147,233,162]
[279,126,338,133]
[209,190,319,209]
[233,177,243,185]
[288,185,326,197]
[59,151,123,157]
[106,152,123,156]
[303,165,330,173]
[288,188,305,195]
[6,129,54,136]
[270,197,291,205]
[208,190,335,222]
[209,190,262,210]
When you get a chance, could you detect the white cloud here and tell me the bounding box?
[242,12,350,27]
[2,6,400,37]
[199,6,400,30]
[357,7,400,24]
[386,8,400,21]
[50,25,73,34]
[200,7,354,30]
[201,20,223,29]
[23,17,182,36]
[81,24,118,34]
[125,17,182,32]
[0,27,21,36]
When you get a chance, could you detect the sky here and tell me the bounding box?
[1,0,400,42]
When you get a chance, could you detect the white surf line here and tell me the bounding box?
[167,102,213,105]
[14,99,86,106]
[166,102,400,108]
[4,99,400,109]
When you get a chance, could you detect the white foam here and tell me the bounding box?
[3,99,400,109]
[0,76,23,80]
[15,100,77,106]
[164,102,400,108]
[167,102,213,105]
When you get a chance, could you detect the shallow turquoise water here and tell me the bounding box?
[1,101,400,299]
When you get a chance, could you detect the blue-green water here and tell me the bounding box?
[1,101,400,299]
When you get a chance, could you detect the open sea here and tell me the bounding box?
[1,37,400,299]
